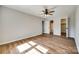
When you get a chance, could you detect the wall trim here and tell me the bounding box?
[74,37,79,53]
[0,34,42,45]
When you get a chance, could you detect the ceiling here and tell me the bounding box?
[3,5,76,18]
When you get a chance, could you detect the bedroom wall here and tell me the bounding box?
[0,6,42,45]
[68,8,76,38]
[0,8,3,43]
[46,6,76,36]
[75,6,79,52]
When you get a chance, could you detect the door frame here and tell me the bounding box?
[61,17,69,37]
[49,20,54,35]
[42,21,45,34]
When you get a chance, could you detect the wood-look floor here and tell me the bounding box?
[0,34,78,54]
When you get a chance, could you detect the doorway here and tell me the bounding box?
[49,20,53,35]
[42,21,44,34]
[61,19,66,37]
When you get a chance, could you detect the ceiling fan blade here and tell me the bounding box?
[49,13,53,15]
[49,11,55,13]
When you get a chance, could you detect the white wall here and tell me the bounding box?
[45,6,76,36]
[75,6,79,52]
[44,20,50,34]
[53,17,61,35]
[0,6,42,45]
[0,7,3,43]
[44,17,61,35]
[68,14,76,38]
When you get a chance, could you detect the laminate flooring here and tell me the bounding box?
[0,34,78,54]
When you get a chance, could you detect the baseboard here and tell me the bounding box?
[67,37,74,39]
[68,37,79,53]
[42,33,49,34]
[0,34,42,45]
[74,37,79,53]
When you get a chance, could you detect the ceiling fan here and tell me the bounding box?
[41,6,56,16]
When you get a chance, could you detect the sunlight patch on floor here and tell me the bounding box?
[17,41,48,54]
[25,48,41,54]
[17,43,31,53]
[36,45,48,53]
[28,41,37,46]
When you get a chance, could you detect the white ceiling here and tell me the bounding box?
[3,5,76,18]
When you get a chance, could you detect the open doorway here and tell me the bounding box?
[49,20,54,35]
[61,19,66,37]
[42,21,44,34]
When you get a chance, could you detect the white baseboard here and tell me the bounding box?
[0,34,42,45]
[74,38,79,53]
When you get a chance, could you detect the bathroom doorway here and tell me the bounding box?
[49,20,54,35]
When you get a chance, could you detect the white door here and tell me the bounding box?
[66,17,69,37]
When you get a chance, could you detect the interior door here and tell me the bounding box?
[66,17,69,37]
